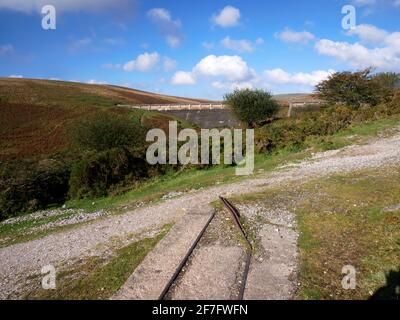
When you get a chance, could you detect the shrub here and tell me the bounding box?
[315,68,382,108]
[68,148,149,199]
[224,89,280,127]
[0,159,70,220]
[255,119,305,153]
[67,111,146,152]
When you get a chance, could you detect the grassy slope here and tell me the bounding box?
[0,78,210,107]
[0,78,200,160]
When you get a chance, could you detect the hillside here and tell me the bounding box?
[0,78,201,161]
[0,78,210,108]
[273,93,320,104]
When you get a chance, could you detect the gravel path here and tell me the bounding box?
[1,132,400,299]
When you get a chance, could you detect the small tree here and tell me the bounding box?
[224,89,279,127]
[315,68,382,108]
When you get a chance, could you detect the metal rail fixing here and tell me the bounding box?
[219,196,253,300]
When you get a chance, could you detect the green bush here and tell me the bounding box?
[68,148,149,199]
[0,159,70,220]
[224,89,280,127]
[67,111,146,152]
[316,68,384,108]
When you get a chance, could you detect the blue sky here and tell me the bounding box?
[0,0,400,99]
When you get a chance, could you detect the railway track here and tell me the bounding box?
[158,197,252,300]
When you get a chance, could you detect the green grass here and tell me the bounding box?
[227,166,400,300]
[26,224,172,300]
[305,115,400,152]
[295,167,400,300]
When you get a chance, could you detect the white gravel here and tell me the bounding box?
[1,131,400,299]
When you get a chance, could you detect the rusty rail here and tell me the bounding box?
[219,197,252,300]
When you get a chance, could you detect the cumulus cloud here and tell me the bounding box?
[346,24,388,44]
[0,0,136,14]
[147,8,184,48]
[264,68,335,87]
[315,24,400,71]
[193,55,255,82]
[123,52,160,72]
[171,71,196,85]
[171,54,258,89]
[221,37,255,53]
[275,28,315,44]
[212,6,241,28]
[8,74,23,78]
[0,44,14,55]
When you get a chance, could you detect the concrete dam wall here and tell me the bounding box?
[159,109,240,129]
[118,102,323,129]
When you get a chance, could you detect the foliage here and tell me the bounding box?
[68,148,150,199]
[67,111,146,152]
[224,89,280,127]
[315,68,385,108]
[0,160,70,220]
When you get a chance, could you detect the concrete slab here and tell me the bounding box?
[112,209,214,300]
[244,223,298,300]
[168,245,245,300]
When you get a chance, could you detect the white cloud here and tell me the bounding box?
[147,8,184,48]
[275,28,315,44]
[221,37,255,53]
[0,0,136,13]
[171,54,258,89]
[346,24,388,44]
[211,80,257,90]
[315,24,400,71]
[0,44,13,55]
[163,57,177,71]
[264,68,335,87]
[171,71,196,85]
[8,74,23,78]
[212,6,241,28]
[193,55,254,82]
[123,52,160,72]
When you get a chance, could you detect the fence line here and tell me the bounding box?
[117,103,229,111]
